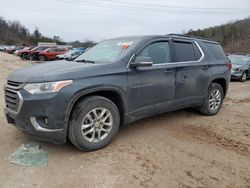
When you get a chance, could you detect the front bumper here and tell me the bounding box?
[231,71,242,80]
[4,89,70,144]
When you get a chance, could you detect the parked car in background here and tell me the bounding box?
[28,46,52,60]
[77,47,87,51]
[19,47,36,60]
[4,35,231,151]
[0,45,7,51]
[56,49,85,61]
[14,47,30,56]
[246,54,250,57]
[1,45,12,52]
[38,47,68,61]
[5,46,16,54]
[228,55,250,82]
[12,46,26,55]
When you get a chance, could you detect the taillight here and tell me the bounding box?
[226,62,232,69]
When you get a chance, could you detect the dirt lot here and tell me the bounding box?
[0,52,249,188]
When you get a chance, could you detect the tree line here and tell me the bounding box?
[0,17,95,47]
[187,17,250,54]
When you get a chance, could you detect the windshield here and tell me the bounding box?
[75,38,141,63]
[228,55,250,65]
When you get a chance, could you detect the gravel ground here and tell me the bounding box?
[0,52,249,188]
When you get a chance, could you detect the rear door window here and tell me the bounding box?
[137,41,171,64]
[173,41,200,62]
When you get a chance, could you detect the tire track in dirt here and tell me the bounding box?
[170,122,250,156]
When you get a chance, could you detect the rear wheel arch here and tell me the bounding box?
[211,78,227,97]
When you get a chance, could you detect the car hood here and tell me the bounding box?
[7,60,105,83]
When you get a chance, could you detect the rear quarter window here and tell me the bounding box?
[203,42,227,60]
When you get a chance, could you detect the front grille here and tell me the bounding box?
[4,81,24,112]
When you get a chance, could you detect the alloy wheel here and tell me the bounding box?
[209,89,222,112]
[81,108,113,143]
[241,72,247,82]
[39,56,45,61]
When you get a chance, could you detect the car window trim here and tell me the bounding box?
[172,40,201,62]
[127,40,204,68]
[137,40,172,65]
[127,39,172,68]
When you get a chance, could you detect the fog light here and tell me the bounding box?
[30,116,63,132]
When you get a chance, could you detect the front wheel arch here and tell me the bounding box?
[68,95,120,151]
[65,88,127,134]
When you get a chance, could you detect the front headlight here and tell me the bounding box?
[24,80,73,94]
[233,68,242,72]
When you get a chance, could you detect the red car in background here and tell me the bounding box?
[28,46,52,60]
[14,46,31,56]
[19,47,37,60]
[5,46,17,54]
[38,47,68,61]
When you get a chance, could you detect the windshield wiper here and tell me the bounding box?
[75,59,95,64]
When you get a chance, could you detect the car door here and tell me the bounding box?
[172,40,211,106]
[127,39,176,119]
[54,48,64,57]
[46,48,57,59]
[56,48,66,56]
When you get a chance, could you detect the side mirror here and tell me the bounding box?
[130,56,153,68]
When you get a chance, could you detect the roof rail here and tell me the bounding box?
[166,34,215,42]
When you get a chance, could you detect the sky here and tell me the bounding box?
[0,0,249,42]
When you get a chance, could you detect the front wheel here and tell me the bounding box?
[38,55,46,62]
[69,96,120,151]
[240,72,247,82]
[199,83,224,116]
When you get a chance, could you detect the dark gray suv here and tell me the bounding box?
[4,34,231,151]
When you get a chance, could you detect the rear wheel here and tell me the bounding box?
[69,96,120,151]
[240,72,247,82]
[199,83,224,116]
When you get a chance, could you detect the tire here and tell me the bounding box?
[29,54,34,60]
[38,55,46,62]
[199,83,224,116]
[20,53,27,60]
[240,72,247,82]
[69,96,120,151]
